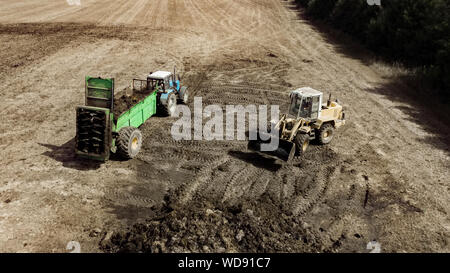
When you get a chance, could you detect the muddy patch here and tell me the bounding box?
[100,194,327,253]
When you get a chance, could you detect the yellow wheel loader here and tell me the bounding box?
[248,87,346,162]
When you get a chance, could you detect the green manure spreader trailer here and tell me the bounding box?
[75,70,189,161]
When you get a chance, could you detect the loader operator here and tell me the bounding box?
[300,97,312,118]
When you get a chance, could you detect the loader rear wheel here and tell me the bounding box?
[317,123,334,145]
[161,93,177,117]
[295,133,309,156]
[117,127,142,159]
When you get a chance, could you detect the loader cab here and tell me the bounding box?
[288,87,322,120]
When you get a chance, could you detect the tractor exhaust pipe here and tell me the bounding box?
[327,93,332,107]
[173,66,176,82]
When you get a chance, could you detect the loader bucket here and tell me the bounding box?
[247,139,263,152]
[247,130,296,162]
[277,139,296,162]
[247,130,272,151]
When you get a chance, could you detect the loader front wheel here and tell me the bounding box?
[117,127,142,159]
[295,133,309,156]
[317,123,334,144]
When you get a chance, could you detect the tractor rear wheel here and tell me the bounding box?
[317,123,334,144]
[117,127,142,159]
[160,92,177,116]
[295,133,310,156]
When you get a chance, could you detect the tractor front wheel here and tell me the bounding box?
[295,133,310,156]
[117,127,142,159]
[317,123,334,144]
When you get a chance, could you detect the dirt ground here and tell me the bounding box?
[0,0,448,253]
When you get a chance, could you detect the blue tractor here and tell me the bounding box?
[147,67,189,116]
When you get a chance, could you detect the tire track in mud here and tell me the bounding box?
[139,145,224,166]
[135,82,270,208]
[204,94,264,105]
[201,84,286,105]
[153,139,246,152]
[221,166,249,203]
[105,189,156,208]
[291,165,337,215]
[178,156,230,205]
[152,77,341,219]
[220,165,267,203]
[221,165,269,204]
[200,86,289,118]
[146,84,298,208]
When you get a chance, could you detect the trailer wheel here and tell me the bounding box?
[161,93,177,117]
[295,133,309,156]
[179,86,189,104]
[117,127,142,159]
[317,123,334,144]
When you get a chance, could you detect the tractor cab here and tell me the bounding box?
[146,68,189,115]
[288,87,322,121]
[147,71,180,92]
